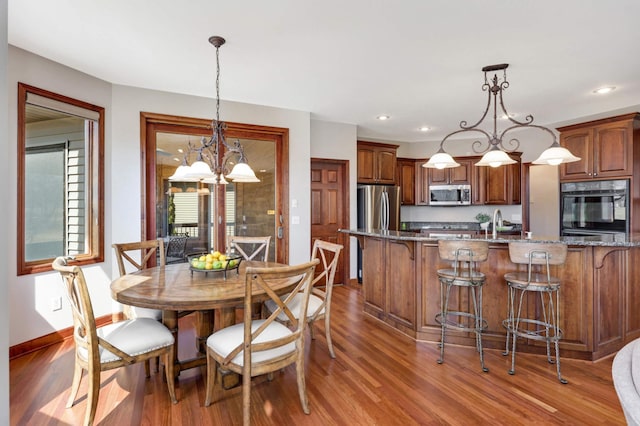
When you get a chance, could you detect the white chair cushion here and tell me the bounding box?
[129,306,163,321]
[613,338,640,426]
[264,293,324,322]
[77,318,174,364]
[207,320,295,366]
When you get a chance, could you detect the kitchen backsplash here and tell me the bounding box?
[401,204,523,224]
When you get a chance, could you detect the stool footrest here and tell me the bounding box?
[503,318,563,342]
[436,311,488,333]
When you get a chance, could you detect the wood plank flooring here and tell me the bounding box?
[10,285,625,425]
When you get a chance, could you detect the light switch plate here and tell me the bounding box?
[291,216,300,225]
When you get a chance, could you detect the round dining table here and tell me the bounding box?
[110,260,287,377]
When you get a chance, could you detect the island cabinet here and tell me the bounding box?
[357,141,399,184]
[558,113,640,181]
[349,230,640,361]
[396,158,416,205]
[358,236,417,337]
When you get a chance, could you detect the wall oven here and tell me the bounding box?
[429,184,471,206]
[560,179,629,238]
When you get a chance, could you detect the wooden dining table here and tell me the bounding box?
[110,260,288,377]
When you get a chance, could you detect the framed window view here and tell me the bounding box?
[17,83,104,275]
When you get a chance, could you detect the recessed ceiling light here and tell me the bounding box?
[501,113,517,120]
[419,126,430,132]
[377,115,390,121]
[177,148,184,153]
[173,157,180,162]
[594,86,616,94]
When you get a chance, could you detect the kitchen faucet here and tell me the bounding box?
[492,209,503,239]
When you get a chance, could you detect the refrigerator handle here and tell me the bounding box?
[382,191,389,230]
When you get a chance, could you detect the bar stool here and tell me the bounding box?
[435,240,489,372]
[502,242,568,384]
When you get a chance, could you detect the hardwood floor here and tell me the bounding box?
[11,285,625,425]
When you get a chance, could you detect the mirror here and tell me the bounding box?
[17,83,104,275]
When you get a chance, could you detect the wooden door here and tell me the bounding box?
[310,159,349,285]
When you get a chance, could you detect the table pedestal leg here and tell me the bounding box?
[195,310,214,354]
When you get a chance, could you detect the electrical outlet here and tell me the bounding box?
[50,296,62,312]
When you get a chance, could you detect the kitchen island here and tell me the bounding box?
[342,229,640,360]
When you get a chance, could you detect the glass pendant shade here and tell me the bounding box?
[532,143,581,165]
[184,160,215,179]
[423,150,460,169]
[169,164,200,182]
[475,147,517,167]
[226,161,260,181]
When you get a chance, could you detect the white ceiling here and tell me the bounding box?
[9,0,640,143]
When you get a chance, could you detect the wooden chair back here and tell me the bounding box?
[229,236,271,261]
[508,242,567,266]
[309,239,343,317]
[112,239,166,276]
[438,240,489,263]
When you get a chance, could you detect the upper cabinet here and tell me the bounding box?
[357,141,399,184]
[558,113,640,181]
[483,153,521,205]
[396,158,416,205]
[427,158,472,186]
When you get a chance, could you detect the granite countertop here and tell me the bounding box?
[340,228,640,247]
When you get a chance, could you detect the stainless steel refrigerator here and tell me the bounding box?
[356,184,401,282]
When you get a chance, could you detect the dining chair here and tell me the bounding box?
[165,234,189,264]
[52,257,177,426]
[229,235,271,261]
[112,239,166,374]
[263,239,343,358]
[204,259,319,426]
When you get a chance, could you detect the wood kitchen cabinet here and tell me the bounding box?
[414,157,473,205]
[558,113,640,181]
[396,158,416,205]
[473,152,521,205]
[357,141,399,184]
[427,158,472,186]
[359,236,416,335]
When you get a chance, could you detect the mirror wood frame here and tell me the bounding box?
[17,82,105,275]
[141,112,290,264]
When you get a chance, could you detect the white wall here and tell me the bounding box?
[310,119,358,279]
[1,2,10,421]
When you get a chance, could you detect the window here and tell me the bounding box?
[18,83,104,275]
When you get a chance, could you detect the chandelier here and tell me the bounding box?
[423,63,580,169]
[169,36,259,184]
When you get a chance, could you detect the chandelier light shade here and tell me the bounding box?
[424,63,580,168]
[532,141,581,165]
[169,36,259,184]
[422,147,460,169]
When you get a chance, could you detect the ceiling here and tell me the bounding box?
[9,1,640,144]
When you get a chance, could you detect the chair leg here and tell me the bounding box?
[85,362,101,426]
[324,314,336,359]
[165,347,177,404]
[437,280,452,365]
[144,359,151,378]
[242,365,252,426]
[155,356,160,373]
[66,361,83,408]
[472,286,488,373]
[509,289,526,376]
[295,356,310,415]
[204,350,217,406]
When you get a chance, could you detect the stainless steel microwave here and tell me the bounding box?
[429,184,471,206]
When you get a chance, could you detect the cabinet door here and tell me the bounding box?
[449,159,472,184]
[362,237,385,316]
[560,129,593,180]
[594,121,633,177]
[385,240,416,329]
[357,146,376,183]
[415,161,429,205]
[397,159,415,205]
[428,168,448,185]
[376,148,398,184]
[484,158,521,205]
[472,164,486,205]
